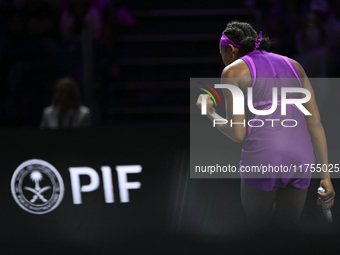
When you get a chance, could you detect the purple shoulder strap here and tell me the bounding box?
[242,55,256,88]
[282,57,302,87]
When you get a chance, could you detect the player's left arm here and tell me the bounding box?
[290,58,335,209]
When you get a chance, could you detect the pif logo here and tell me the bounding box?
[11,159,143,214]
[199,84,311,116]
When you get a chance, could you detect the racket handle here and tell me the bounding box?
[318,187,333,223]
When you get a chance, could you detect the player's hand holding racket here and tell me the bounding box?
[317,178,335,210]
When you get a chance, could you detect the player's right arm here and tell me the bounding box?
[196,60,248,143]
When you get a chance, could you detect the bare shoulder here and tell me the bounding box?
[221,59,251,94]
[221,59,250,79]
[288,58,307,79]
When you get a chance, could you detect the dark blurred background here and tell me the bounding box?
[1,0,340,128]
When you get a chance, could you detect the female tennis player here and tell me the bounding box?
[196,21,335,228]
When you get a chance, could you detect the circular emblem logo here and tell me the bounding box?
[11,159,64,214]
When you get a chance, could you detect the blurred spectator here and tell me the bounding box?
[60,0,102,40]
[40,77,91,128]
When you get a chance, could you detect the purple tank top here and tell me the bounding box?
[239,50,315,191]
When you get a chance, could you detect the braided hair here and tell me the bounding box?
[223,21,270,54]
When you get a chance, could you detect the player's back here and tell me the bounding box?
[239,50,315,191]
